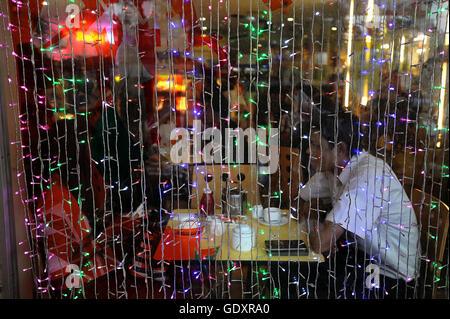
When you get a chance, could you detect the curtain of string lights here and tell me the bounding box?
[0,0,448,299]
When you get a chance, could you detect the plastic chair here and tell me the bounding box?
[35,173,119,289]
[35,172,143,291]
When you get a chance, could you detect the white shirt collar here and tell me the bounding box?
[337,151,367,185]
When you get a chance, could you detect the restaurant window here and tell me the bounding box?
[0,0,448,299]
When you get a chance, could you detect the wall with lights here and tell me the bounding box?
[0,0,448,299]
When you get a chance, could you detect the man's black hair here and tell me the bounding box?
[311,111,363,158]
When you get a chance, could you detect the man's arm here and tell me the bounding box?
[307,220,345,253]
[299,200,345,253]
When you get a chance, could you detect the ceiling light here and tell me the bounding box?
[331,26,338,31]
[287,17,294,22]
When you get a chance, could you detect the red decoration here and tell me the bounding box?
[262,0,294,11]
[153,226,217,261]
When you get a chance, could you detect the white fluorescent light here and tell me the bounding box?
[344,0,355,109]
[438,62,447,130]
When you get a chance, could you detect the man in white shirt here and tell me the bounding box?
[299,112,420,299]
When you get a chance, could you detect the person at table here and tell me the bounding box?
[298,111,420,299]
[279,81,337,184]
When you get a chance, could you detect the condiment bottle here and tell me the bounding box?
[200,185,215,216]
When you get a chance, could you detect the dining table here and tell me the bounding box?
[153,208,324,263]
[151,206,324,298]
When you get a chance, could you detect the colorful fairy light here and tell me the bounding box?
[0,0,447,300]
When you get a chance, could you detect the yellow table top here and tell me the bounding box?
[168,209,324,263]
